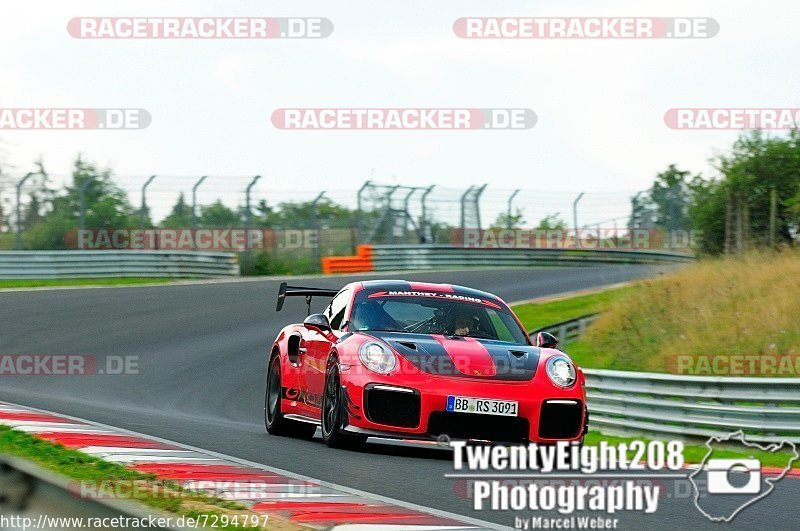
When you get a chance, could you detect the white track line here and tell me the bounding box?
[0,421,110,433]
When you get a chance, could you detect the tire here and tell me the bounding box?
[321,356,367,449]
[264,353,316,439]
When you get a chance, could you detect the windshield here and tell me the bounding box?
[349,290,530,345]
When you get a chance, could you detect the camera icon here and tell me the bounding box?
[707,458,761,494]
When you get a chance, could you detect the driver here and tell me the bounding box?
[452,312,475,336]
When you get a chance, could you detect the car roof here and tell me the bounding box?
[351,279,504,302]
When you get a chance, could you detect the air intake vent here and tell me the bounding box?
[365,385,421,428]
[397,341,417,351]
[538,400,583,439]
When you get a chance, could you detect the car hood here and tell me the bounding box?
[364,331,539,381]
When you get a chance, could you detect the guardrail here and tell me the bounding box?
[0,251,239,279]
[530,314,599,345]
[322,244,694,274]
[583,369,800,443]
[0,456,177,530]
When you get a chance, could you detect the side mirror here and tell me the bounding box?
[536,331,558,349]
[304,313,331,333]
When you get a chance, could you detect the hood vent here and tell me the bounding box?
[397,341,418,351]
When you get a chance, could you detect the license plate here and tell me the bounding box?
[446,396,518,417]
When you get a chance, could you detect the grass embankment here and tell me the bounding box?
[514,251,800,373]
[583,431,799,469]
[0,426,304,530]
[0,278,176,289]
[512,287,631,332]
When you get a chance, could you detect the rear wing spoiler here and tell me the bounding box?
[276,282,339,314]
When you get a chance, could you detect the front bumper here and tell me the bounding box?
[340,363,586,443]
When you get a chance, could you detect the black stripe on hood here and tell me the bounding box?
[365,331,539,381]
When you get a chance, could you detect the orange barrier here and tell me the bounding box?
[321,245,374,274]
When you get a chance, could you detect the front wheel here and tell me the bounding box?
[321,357,367,449]
[265,354,316,439]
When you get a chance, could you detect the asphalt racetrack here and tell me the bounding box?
[2,265,797,530]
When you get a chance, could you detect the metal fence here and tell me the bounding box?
[583,369,800,443]
[530,314,599,345]
[322,245,694,274]
[370,245,694,271]
[2,172,676,253]
[0,251,239,279]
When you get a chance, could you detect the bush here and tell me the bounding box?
[248,251,317,276]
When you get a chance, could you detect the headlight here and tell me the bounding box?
[359,341,397,374]
[546,355,576,388]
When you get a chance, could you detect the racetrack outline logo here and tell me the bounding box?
[689,430,799,522]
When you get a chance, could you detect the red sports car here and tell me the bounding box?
[265,280,587,448]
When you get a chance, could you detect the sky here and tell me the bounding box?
[1,0,799,226]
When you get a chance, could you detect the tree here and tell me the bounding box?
[490,208,525,229]
[687,176,727,255]
[21,160,52,231]
[638,131,800,255]
[648,164,693,231]
[160,193,192,227]
[198,200,240,227]
[628,191,656,229]
[24,156,138,249]
[714,130,800,248]
[536,213,566,230]
[255,199,355,230]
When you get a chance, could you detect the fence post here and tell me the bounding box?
[356,180,371,244]
[14,173,35,250]
[78,176,97,233]
[769,187,777,249]
[724,190,733,255]
[382,185,400,243]
[572,192,584,248]
[474,184,487,230]
[401,187,419,240]
[191,176,208,229]
[311,191,325,270]
[459,185,475,233]
[140,175,157,232]
[243,175,261,274]
[507,189,520,229]
[420,185,435,243]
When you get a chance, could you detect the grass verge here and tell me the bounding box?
[0,425,305,530]
[584,431,799,469]
[512,286,631,332]
[0,278,176,289]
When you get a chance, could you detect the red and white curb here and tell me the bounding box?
[0,402,497,530]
